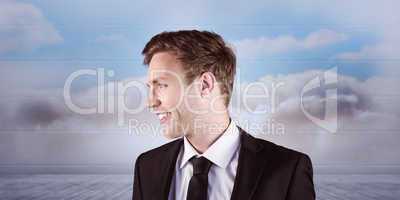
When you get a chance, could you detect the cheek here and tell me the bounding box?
[180,94,203,116]
[160,87,184,108]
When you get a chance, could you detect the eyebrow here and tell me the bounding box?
[146,76,168,87]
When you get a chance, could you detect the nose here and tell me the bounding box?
[147,88,161,110]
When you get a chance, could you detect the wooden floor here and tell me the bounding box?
[0,174,399,200]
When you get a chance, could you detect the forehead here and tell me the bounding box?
[147,52,185,82]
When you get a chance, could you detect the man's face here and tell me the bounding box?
[146,52,200,139]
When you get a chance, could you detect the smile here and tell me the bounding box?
[156,112,171,124]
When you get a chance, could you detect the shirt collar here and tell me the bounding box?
[179,119,240,169]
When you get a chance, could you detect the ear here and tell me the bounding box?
[200,72,215,97]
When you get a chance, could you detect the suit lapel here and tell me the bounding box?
[153,138,183,200]
[152,128,274,200]
[230,127,272,200]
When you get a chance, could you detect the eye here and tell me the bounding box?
[158,83,168,89]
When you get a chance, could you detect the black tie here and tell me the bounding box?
[186,156,213,200]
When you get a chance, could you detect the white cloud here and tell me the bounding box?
[0,0,63,54]
[233,29,347,58]
[336,32,400,76]
[0,74,152,131]
[307,0,400,76]
[2,66,400,164]
[229,69,400,164]
[0,73,163,164]
[303,30,347,48]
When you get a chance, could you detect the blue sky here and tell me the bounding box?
[2,0,383,81]
[1,0,399,167]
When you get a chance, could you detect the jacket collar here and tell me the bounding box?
[155,138,182,200]
[157,126,273,200]
[230,126,272,200]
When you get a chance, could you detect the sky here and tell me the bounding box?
[0,0,399,171]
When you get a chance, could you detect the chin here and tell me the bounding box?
[163,134,181,140]
[163,132,183,139]
[162,125,183,139]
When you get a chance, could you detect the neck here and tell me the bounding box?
[185,111,231,154]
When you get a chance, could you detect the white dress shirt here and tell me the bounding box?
[168,119,241,200]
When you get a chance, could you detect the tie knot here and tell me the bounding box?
[190,156,212,175]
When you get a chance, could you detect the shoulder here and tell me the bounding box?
[135,138,182,164]
[249,134,312,167]
[262,137,308,157]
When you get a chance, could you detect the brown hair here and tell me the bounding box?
[142,30,236,107]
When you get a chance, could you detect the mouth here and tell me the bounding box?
[156,112,171,124]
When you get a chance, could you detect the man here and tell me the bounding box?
[132,30,315,200]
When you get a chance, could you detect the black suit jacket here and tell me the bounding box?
[132,127,315,200]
